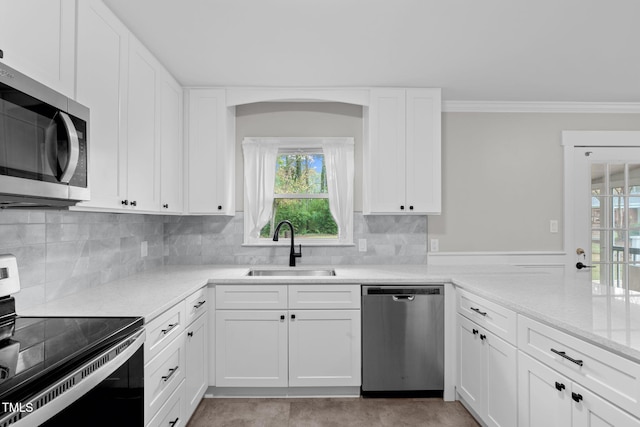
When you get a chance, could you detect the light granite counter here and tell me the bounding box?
[20,264,640,364]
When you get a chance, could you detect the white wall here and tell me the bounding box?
[430,112,640,252]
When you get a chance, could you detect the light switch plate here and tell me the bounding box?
[141,241,148,258]
[550,220,558,233]
[358,239,367,252]
[430,239,439,252]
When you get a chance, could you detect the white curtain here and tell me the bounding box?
[322,138,354,243]
[242,139,279,240]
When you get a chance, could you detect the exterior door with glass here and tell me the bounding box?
[572,145,640,292]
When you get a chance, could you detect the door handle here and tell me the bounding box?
[45,111,80,183]
[576,262,592,270]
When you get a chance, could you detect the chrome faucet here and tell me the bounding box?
[273,220,302,267]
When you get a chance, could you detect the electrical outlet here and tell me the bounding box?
[550,220,558,233]
[430,239,439,252]
[358,239,367,252]
[141,241,148,258]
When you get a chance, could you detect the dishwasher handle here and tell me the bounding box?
[363,285,443,296]
[392,295,415,302]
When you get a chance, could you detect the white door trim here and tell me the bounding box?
[562,131,640,271]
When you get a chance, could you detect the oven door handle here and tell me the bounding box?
[4,328,145,427]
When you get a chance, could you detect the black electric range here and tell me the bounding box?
[0,254,146,426]
[0,315,143,404]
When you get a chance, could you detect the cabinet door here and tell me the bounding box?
[457,314,484,416]
[215,310,288,387]
[288,310,361,387]
[485,332,517,427]
[518,352,572,427]
[0,0,75,97]
[364,88,406,214]
[572,383,640,427]
[186,89,235,215]
[160,72,184,213]
[74,0,129,210]
[126,35,161,211]
[185,312,207,421]
[405,89,441,214]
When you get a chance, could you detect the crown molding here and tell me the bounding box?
[443,101,640,114]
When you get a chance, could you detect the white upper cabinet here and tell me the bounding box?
[74,0,183,214]
[0,0,76,97]
[364,88,441,215]
[75,0,129,211]
[126,36,161,212]
[185,89,235,215]
[160,72,184,214]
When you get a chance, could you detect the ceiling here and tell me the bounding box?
[103,0,640,103]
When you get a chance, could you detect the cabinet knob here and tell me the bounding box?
[291,314,296,320]
[472,329,479,335]
[479,334,487,341]
[187,331,193,337]
[280,315,285,320]
[217,205,222,210]
[131,200,137,207]
[400,205,405,210]
[0,49,3,59]
[555,382,565,391]
[571,392,583,403]
[121,199,129,206]
[163,204,169,209]
[409,205,414,210]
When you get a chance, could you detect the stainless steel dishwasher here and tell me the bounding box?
[361,285,444,396]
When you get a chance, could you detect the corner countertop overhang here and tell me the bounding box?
[20,264,640,364]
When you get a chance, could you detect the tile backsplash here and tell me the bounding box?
[163,213,427,266]
[2,210,426,311]
[0,210,163,311]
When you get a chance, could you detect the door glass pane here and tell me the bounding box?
[591,162,640,291]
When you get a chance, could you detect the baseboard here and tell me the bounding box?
[205,386,361,398]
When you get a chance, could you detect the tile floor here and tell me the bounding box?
[187,397,480,427]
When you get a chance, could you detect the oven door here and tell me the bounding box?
[8,328,145,427]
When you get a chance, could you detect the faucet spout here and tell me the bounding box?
[273,220,302,267]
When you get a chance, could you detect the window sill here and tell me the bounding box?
[242,242,355,247]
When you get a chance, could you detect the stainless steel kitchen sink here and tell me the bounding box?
[246,268,336,277]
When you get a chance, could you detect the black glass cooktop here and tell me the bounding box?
[0,316,143,407]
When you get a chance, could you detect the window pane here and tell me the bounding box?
[274,154,326,194]
[260,198,337,239]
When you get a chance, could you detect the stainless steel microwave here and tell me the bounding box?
[0,63,89,207]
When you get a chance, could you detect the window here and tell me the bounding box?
[242,137,354,245]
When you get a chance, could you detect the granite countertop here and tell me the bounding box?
[20,264,640,364]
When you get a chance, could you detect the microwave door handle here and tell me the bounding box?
[57,111,80,183]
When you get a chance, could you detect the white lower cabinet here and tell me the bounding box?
[457,314,517,427]
[214,284,361,389]
[288,309,361,387]
[215,310,288,387]
[518,352,640,427]
[147,380,186,427]
[145,286,209,426]
[184,300,208,420]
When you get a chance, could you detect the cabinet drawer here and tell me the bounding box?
[215,285,287,309]
[457,289,516,344]
[147,379,185,427]
[185,286,208,325]
[518,314,640,418]
[144,334,185,424]
[145,301,186,364]
[288,285,361,309]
